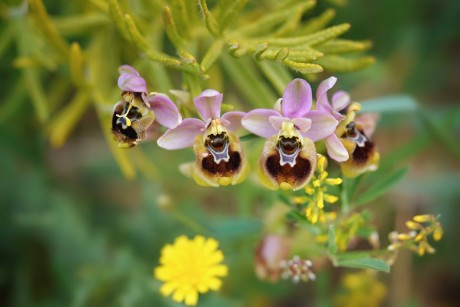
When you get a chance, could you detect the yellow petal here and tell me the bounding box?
[184,290,199,306]
[207,277,222,290]
[160,282,177,297]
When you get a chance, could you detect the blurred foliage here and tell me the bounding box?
[1,0,460,307]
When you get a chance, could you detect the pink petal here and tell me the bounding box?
[194,89,223,120]
[355,113,380,138]
[316,76,337,113]
[242,109,280,138]
[117,74,147,93]
[221,111,246,131]
[325,134,349,162]
[156,118,204,150]
[282,79,312,118]
[148,94,182,129]
[118,65,140,76]
[268,115,290,131]
[301,110,338,141]
[332,91,350,112]
[292,117,312,132]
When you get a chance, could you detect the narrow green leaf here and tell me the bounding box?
[316,55,375,72]
[262,23,350,47]
[295,8,336,36]
[336,257,390,273]
[354,168,408,206]
[283,60,323,74]
[317,39,372,54]
[221,54,277,108]
[360,95,418,113]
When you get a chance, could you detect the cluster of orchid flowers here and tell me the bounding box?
[112,65,380,190]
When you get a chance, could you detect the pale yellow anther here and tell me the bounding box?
[313,179,321,188]
[325,178,343,185]
[320,171,328,181]
[397,233,412,241]
[418,243,426,256]
[414,233,424,242]
[317,155,326,172]
[433,225,443,241]
[279,120,302,143]
[413,214,433,223]
[305,186,314,195]
[317,191,324,208]
[406,221,421,230]
[324,194,338,204]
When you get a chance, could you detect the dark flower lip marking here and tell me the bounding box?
[259,138,317,191]
[340,120,379,177]
[205,133,230,164]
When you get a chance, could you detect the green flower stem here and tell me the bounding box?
[162,6,188,52]
[184,73,203,98]
[53,14,110,36]
[48,91,90,148]
[171,211,209,234]
[221,54,276,108]
[123,14,182,68]
[198,0,221,37]
[0,23,14,61]
[22,68,49,123]
[29,0,69,57]
[94,102,137,179]
[0,79,27,124]
[70,42,84,87]
[340,176,350,214]
[201,40,224,73]
[218,0,247,32]
[169,0,190,37]
[108,0,130,40]
[256,61,290,95]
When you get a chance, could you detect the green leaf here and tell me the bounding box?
[328,225,337,255]
[334,251,370,261]
[360,95,418,113]
[354,168,408,206]
[335,257,390,273]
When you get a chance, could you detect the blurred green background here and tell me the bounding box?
[1,0,460,306]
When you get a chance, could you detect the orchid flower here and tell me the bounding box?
[112,65,181,148]
[316,77,380,177]
[157,89,248,187]
[340,114,380,178]
[242,78,339,191]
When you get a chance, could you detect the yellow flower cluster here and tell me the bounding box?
[294,155,342,224]
[334,271,387,307]
[388,214,443,256]
[334,213,365,252]
[154,235,228,306]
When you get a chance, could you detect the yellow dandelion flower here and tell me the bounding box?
[154,235,228,306]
